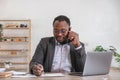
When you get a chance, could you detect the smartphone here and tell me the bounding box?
[66,28,74,43]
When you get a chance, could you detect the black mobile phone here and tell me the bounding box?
[66,28,73,43]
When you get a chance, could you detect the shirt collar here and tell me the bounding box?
[55,39,69,45]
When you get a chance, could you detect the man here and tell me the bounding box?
[29,15,86,76]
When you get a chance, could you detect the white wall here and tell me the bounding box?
[0,0,120,64]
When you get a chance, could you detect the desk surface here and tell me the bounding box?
[1,68,120,80]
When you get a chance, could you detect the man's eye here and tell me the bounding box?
[54,29,67,34]
[54,30,58,33]
[61,30,66,33]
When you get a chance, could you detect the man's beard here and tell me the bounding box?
[59,38,68,44]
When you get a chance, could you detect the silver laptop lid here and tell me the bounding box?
[83,52,113,76]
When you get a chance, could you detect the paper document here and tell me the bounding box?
[12,74,36,78]
[41,73,64,77]
[11,71,34,78]
[12,71,27,75]
[12,73,64,78]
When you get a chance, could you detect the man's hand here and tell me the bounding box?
[32,64,44,76]
[68,31,80,48]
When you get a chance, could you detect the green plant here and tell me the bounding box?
[94,45,107,52]
[4,61,11,64]
[94,45,120,63]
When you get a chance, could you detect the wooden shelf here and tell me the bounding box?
[2,36,28,37]
[0,20,31,21]
[0,20,31,71]
[1,37,29,42]
[0,55,27,58]
[0,49,28,51]
[0,62,28,64]
[3,27,29,29]
[0,41,29,42]
[6,67,28,72]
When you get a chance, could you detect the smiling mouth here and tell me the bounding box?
[56,37,64,42]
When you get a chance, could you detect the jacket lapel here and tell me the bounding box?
[69,43,76,71]
[47,37,55,71]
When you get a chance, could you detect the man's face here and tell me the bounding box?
[53,21,70,43]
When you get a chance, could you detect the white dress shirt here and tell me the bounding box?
[51,41,82,73]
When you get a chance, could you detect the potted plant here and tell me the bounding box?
[94,45,120,64]
[4,61,12,69]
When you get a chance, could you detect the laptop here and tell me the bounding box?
[69,52,113,76]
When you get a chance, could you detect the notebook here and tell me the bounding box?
[69,52,113,76]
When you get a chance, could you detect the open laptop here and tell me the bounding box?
[69,52,113,76]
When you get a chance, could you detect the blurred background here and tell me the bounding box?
[0,0,120,67]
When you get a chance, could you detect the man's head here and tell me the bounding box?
[53,15,71,44]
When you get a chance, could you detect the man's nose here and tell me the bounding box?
[57,32,62,36]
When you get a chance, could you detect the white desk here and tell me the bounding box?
[1,68,120,80]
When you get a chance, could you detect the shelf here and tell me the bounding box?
[6,67,28,72]
[0,20,31,21]
[2,36,28,38]
[3,27,29,29]
[0,55,27,58]
[0,20,31,71]
[0,41,29,42]
[0,62,28,64]
[1,37,29,42]
[0,62,28,71]
[0,49,28,51]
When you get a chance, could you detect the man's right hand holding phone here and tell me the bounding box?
[68,31,81,48]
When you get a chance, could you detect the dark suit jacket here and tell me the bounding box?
[29,37,86,74]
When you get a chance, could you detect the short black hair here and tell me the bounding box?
[53,15,71,26]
